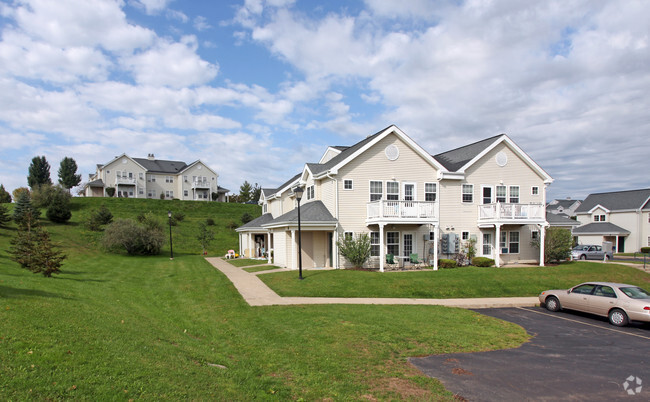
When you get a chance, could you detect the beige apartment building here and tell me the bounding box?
[237,125,553,271]
[84,153,228,201]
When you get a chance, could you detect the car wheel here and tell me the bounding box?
[608,308,629,327]
[580,254,587,260]
[545,296,561,312]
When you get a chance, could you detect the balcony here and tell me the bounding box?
[367,200,438,224]
[478,203,545,226]
[115,177,136,185]
[192,180,210,189]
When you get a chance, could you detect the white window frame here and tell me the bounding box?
[306,185,315,200]
[462,184,474,203]
[509,186,520,203]
[386,181,399,201]
[165,190,173,199]
[425,183,437,202]
[403,182,416,201]
[481,185,493,204]
[344,231,354,241]
[369,181,383,202]
[343,179,353,190]
[509,231,520,254]
[138,188,144,195]
[370,232,380,257]
[139,172,144,180]
[386,231,399,256]
[183,190,188,197]
[462,231,470,241]
[496,185,507,203]
[531,186,539,196]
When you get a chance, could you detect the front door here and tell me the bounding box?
[403,233,414,258]
[403,183,417,216]
[482,233,492,256]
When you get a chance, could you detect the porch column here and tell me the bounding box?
[615,235,619,253]
[267,232,272,264]
[495,224,501,267]
[247,233,253,258]
[291,229,296,270]
[379,223,385,272]
[238,233,242,257]
[433,225,439,271]
[539,224,545,267]
[332,230,338,269]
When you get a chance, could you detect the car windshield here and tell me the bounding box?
[619,287,650,299]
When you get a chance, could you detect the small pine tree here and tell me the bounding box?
[32,229,65,277]
[13,191,40,225]
[0,184,11,203]
[0,204,11,227]
[9,210,65,276]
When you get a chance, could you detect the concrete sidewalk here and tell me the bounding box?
[206,257,539,309]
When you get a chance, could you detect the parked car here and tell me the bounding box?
[571,245,613,261]
[539,282,650,326]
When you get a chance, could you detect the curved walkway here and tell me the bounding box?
[206,257,539,309]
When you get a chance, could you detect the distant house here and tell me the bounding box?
[237,125,553,270]
[84,153,228,201]
[546,212,581,230]
[547,198,582,217]
[573,188,650,252]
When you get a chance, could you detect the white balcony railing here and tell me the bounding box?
[192,180,210,189]
[115,177,136,185]
[478,203,545,222]
[367,200,438,221]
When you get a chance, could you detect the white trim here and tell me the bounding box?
[403,182,416,201]
[481,185,494,204]
[462,184,474,204]
[343,179,353,190]
[587,204,611,214]
[318,146,344,164]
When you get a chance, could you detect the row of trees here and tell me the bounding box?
[0,156,81,204]
[229,180,262,204]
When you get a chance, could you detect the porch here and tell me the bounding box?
[367,200,439,224]
[478,203,545,226]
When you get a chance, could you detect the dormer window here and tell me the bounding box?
[594,214,606,222]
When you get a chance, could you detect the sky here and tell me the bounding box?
[0,0,648,201]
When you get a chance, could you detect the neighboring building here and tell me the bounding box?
[546,212,581,230]
[84,153,228,201]
[547,198,582,217]
[573,188,650,253]
[237,125,553,270]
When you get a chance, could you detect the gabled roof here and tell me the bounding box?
[433,135,502,172]
[178,160,219,177]
[575,188,650,213]
[86,179,104,188]
[572,222,630,235]
[236,213,275,232]
[132,157,188,174]
[546,212,580,227]
[548,199,582,209]
[262,200,337,228]
[433,134,553,183]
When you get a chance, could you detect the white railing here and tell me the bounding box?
[192,180,210,189]
[367,200,438,220]
[478,203,544,221]
[115,177,136,185]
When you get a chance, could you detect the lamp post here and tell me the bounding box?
[294,186,304,280]
[168,210,174,260]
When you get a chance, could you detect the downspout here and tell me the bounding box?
[326,171,340,269]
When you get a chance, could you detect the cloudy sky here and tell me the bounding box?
[0,0,648,201]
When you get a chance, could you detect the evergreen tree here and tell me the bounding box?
[10,212,65,277]
[239,181,252,203]
[58,157,81,192]
[27,156,52,189]
[13,191,40,225]
[0,184,11,203]
[0,203,11,227]
[251,183,262,203]
[46,190,72,223]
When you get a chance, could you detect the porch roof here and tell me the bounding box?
[546,212,580,227]
[572,222,630,236]
[236,213,275,232]
[262,200,337,229]
[87,179,104,188]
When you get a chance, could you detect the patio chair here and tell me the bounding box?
[409,253,425,269]
[385,254,399,271]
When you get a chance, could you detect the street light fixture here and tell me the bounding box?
[168,210,174,260]
[294,186,304,280]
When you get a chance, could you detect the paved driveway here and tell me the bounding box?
[410,307,650,401]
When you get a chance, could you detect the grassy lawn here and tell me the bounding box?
[259,263,650,299]
[0,198,530,400]
[227,258,270,267]
[244,265,282,273]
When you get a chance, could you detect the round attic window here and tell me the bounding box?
[496,151,508,167]
[198,165,202,170]
[385,144,399,161]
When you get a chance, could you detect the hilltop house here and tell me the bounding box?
[573,188,650,252]
[84,153,228,201]
[237,125,553,271]
[547,198,582,217]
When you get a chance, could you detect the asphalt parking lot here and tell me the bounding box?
[410,307,650,401]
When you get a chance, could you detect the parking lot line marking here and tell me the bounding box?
[516,307,650,341]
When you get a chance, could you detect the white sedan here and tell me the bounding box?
[539,282,650,326]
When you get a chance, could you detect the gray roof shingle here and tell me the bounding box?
[546,212,580,226]
[572,222,630,235]
[132,158,188,174]
[262,200,337,227]
[575,189,650,213]
[433,135,503,172]
[237,213,275,231]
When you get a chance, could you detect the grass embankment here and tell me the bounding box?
[260,263,650,299]
[0,198,527,400]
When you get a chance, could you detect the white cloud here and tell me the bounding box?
[193,16,211,31]
[136,0,172,15]
[121,35,218,88]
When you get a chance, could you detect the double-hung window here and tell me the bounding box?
[386,182,399,201]
[425,183,437,201]
[306,185,315,200]
[370,181,382,201]
[509,186,520,203]
[386,232,399,256]
[496,185,507,203]
[462,184,474,203]
[370,232,380,257]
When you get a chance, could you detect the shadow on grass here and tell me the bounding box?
[0,285,74,300]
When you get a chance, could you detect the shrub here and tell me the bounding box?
[12,187,30,202]
[173,212,185,222]
[337,233,371,269]
[472,257,495,267]
[439,259,457,268]
[241,212,253,224]
[85,205,113,231]
[205,218,215,226]
[46,191,72,223]
[31,184,56,208]
[102,216,165,255]
[640,247,650,254]
[532,227,573,264]
[226,220,238,230]
[105,187,115,197]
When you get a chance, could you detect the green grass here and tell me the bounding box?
[227,258,270,267]
[0,198,530,400]
[259,263,650,299]
[243,265,281,273]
